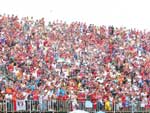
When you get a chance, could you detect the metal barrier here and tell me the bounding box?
[0,99,150,113]
[0,99,70,113]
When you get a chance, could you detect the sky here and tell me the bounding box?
[0,0,150,30]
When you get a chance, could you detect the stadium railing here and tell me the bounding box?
[0,99,150,113]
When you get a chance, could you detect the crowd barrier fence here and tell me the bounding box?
[0,99,150,113]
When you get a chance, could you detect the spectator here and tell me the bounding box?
[0,14,149,112]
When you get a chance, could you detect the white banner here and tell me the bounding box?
[16,100,26,111]
[85,100,93,108]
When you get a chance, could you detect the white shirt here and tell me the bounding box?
[5,94,12,100]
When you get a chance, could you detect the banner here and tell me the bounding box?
[85,100,93,108]
[16,100,26,111]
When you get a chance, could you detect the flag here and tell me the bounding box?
[16,100,26,111]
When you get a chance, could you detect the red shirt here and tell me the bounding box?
[44,40,48,46]
[62,95,69,101]
[7,64,14,72]
[90,93,97,103]
[77,93,86,103]
[121,96,126,103]
[103,95,109,101]
[37,69,42,77]
[33,94,39,101]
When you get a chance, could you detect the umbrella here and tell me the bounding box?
[69,110,89,113]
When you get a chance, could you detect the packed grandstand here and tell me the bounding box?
[0,14,150,112]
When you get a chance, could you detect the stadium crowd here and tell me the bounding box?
[0,14,150,111]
